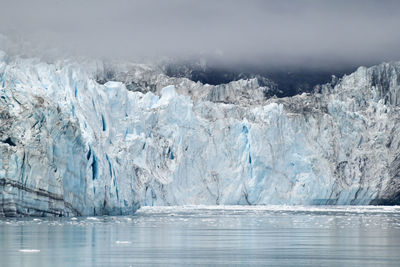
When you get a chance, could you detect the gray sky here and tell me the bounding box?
[1,0,400,69]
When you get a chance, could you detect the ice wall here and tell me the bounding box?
[1,52,400,216]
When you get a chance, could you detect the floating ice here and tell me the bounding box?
[19,249,40,253]
[115,241,132,244]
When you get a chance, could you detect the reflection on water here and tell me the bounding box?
[1,205,400,266]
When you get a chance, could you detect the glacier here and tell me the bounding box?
[1,50,400,216]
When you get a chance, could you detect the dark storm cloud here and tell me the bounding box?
[1,0,400,69]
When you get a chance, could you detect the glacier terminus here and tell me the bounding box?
[1,51,400,216]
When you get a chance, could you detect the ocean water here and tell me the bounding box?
[1,205,400,266]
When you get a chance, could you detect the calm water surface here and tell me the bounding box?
[1,205,400,266]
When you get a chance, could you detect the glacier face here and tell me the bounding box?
[1,51,400,216]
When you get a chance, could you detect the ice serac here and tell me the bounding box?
[1,51,400,216]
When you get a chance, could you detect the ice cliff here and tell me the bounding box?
[1,51,400,216]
